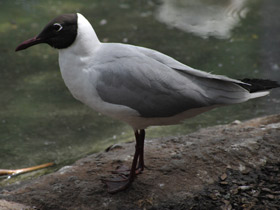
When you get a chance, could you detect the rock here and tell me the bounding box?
[220,181,228,185]
[0,114,280,210]
[231,120,241,125]
[261,187,273,193]
[220,173,228,181]
[0,200,33,210]
[105,144,123,152]
[238,185,251,191]
[266,194,275,200]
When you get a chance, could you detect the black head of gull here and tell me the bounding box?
[15,13,280,193]
[16,14,78,51]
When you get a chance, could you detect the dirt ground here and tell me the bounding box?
[0,114,279,210]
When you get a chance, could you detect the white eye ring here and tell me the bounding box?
[53,23,63,32]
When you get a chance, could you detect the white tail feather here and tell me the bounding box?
[250,91,270,99]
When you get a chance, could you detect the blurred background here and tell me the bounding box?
[0,0,279,183]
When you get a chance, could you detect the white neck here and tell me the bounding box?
[59,13,101,56]
[57,13,103,109]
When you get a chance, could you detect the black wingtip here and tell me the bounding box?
[239,78,280,93]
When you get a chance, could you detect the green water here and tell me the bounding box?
[0,0,279,182]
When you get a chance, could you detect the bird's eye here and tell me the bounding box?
[53,23,63,32]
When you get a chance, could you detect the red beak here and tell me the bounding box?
[15,36,43,52]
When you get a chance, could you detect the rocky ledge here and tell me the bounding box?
[0,115,280,210]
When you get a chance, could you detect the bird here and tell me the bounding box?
[16,13,280,193]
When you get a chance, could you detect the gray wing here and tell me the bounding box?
[94,43,251,118]
[135,45,246,84]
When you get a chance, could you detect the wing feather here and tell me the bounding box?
[94,43,252,118]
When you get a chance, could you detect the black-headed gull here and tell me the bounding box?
[16,13,280,193]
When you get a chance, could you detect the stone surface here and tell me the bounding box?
[0,115,279,210]
[0,199,32,210]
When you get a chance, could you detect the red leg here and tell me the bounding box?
[136,129,145,173]
[112,129,145,176]
[102,129,145,193]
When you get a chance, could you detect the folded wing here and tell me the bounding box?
[94,44,265,118]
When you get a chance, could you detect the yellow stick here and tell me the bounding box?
[0,162,54,176]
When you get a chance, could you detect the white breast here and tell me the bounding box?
[58,51,93,102]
